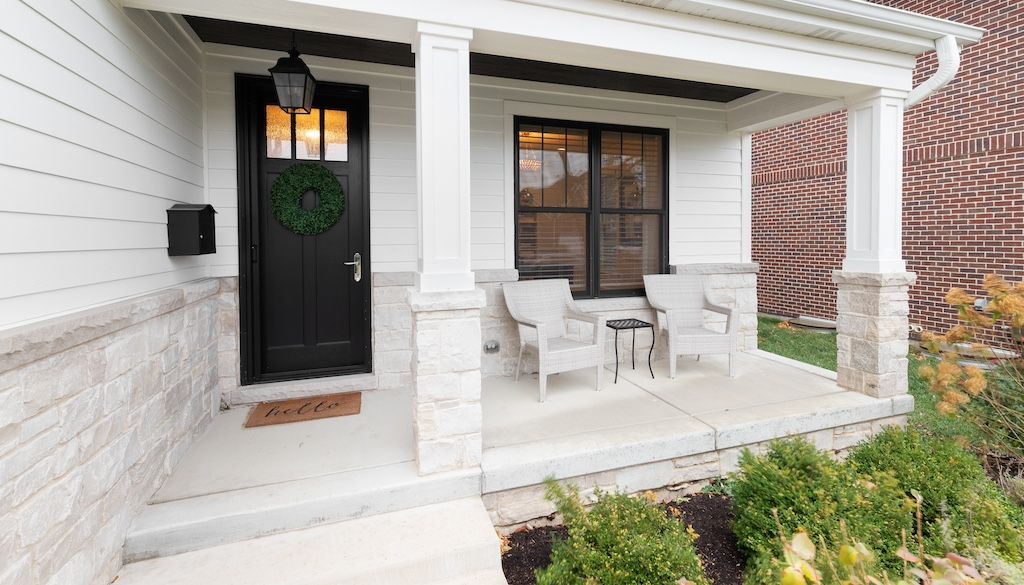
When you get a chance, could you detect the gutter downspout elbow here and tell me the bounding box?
[905,35,960,108]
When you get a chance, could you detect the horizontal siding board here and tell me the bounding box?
[675,173,742,189]
[0,32,203,166]
[0,248,204,299]
[57,0,204,111]
[672,227,742,242]
[3,6,203,149]
[676,146,741,162]
[0,213,168,253]
[0,120,204,203]
[674,187,742,202]
[2,166,183,222]
[0,77,204,186]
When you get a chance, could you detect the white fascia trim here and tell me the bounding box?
[601,0,984,52]
[754,0,984,45]
[510,0,915,67]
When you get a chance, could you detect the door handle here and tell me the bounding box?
[344,252,362,282]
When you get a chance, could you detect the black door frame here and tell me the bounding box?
[235,73,372,386]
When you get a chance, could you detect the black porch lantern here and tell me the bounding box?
[269,40,316,114]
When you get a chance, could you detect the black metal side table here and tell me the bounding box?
[606,318,656,383]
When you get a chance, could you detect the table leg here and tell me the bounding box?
[631,327,636,370]
[613,328,620,384]
[647,325,655,379]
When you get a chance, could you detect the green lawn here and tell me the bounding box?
[757,316,984,446]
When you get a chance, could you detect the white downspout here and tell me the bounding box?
[905,35,961,108]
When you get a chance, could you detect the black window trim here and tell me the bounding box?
[513,115,670,299]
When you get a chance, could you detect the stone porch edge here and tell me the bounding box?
[0,278,224,374]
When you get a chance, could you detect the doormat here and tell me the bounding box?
[244,392,362,428]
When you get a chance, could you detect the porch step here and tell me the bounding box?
[124,460,481,561]
[116,497,507,585]
[225,372,378,406]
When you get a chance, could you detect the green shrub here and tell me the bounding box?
[847,427,1024,561]
[730,439,913,582]
[536,481,710,585]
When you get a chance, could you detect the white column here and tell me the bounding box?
[409,23,484,475]
[843,90,906,273]
[834,89,914,399]
[413,22,474,292]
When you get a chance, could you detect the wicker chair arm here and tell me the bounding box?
[703,301,737,334]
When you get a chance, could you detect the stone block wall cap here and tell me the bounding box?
[671,262,760,275]
[474,269,519,284]
[832,271,917,287]
[408,289,487,312]
[372,272,416,287]
[0,277,224,374]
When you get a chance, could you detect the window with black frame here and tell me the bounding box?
[515,118,667,297]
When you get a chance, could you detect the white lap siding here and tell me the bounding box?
[0,4,205,329]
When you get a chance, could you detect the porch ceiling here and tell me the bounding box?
[185,16,758,103]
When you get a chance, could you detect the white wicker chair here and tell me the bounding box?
[643,274,737,379]
[502,279,607,402]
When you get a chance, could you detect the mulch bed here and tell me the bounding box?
[501,494,745,585]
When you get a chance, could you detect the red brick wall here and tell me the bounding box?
[752,0,1024,339]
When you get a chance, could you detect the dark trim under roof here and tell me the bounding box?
[185,16,757,103]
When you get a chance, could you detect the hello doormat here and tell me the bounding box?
[244,392,362,428]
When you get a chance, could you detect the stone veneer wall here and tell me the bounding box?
[0,279,224,585]
[484,413,908,528]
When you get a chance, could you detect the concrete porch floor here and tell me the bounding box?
[480,351,914,495]
[127,350,913,558]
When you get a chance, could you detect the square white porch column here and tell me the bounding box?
[413,22,474,293]
[409,22,485,475]
[834,90,916,398]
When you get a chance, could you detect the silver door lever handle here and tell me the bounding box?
[344,252,362,282]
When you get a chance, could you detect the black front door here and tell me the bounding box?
[236,75,370,384]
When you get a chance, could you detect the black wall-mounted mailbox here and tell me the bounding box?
[167,204,217,256]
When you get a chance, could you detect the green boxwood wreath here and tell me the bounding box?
[270,163,345,236]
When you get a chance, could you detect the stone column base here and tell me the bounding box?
[409,288,486,475]
[673,263,760,350]
[832,271,916,398]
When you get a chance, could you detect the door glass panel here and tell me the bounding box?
[517,212,588,292]
[518,125,543,208]
[324,109,349,162]
[599,214,660,293]
[265,105,292,159]
[295,108,321,160]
